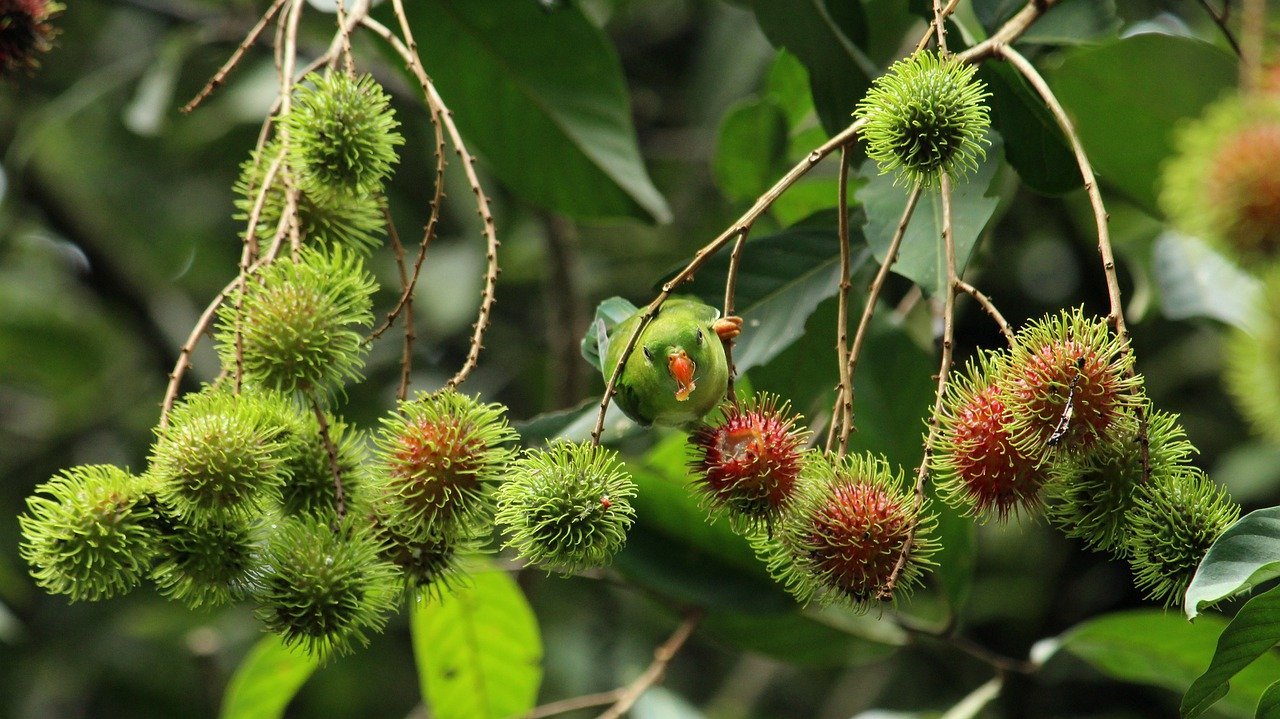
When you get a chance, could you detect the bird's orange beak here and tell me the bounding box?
[668,349,696,402]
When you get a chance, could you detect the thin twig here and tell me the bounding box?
[931,0,951,54]
[883,174,957,598]
[332,0,356,75]
[384,205,416,401]
[955,0,1062,63]
[914,0,963,53]
[721,227,750,406]
[523,691,625,719]
[895,615,1037,675]
[309,395,347,522]
[956,279,1013,344]
[838,183,924,453]
[1196,0,1242,56]
[596,611,703,719]
[181,0,291,114]
[364,11,499,389]
[833,148,855,456]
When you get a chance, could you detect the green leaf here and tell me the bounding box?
[701,607,903,666]
[1183,586,1280,718]
[766,50,816,128]
[977,63,1078,196]
[1048,34,1237,215]
[1047,609,1280,718]
[385,0,670,222]
[856,134,1004,297]
[714,97,790,203]
[1017,0,1121,45]
[1258,680,1280,719]
[515,398,642,446]
[1186,507,1280,619]
[747,0,876,135]
[1153,233,1263,332]
[219,635,319,719]
[932,496,977,613]
[668,216,870,374]
[412,568,543,719]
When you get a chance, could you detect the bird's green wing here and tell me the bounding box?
[581,296,640,373]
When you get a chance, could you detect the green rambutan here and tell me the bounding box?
[18,465,158,601]
[1000,308,1142,460]
[233,142,386,252]
[494,442,637,574]
[768,451,936,610]
[150,511,258,609]
[932,351,1047,521]
[371,510,477,600]
[1224,264,1280,441]
[283,72,403,199]
[854,50,991,188]
[1161,94,1280,261]
[1047,408,1196,554]
[150,387,287,522]
[686,394,809,531]
[252,516,399,661]
[374,390,518,538]
[273,406,370,522]
[1126,467,1238,607]
[216,246,376,397]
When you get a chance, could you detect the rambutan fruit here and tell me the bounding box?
[150,511,258,609]
[855,50,991,188]
[1224,265,1280,441]
[768,451,936,610]
[932,351,1047,521]
[273,406,370,522]
[0,0,60,78]
[494,442,637,574]
[19,464,158,601]
[216,246,376,397]
[374,390,518,538]
[1161,94,1280,261]
[687,394,809,531]
[252,516,398,661]
[283,73,403,200]
[1125,467,1238,607]
[1000,308,1142,460]
[1047,408,1196,554]
[150,387,287,523]
[371,509,477,601]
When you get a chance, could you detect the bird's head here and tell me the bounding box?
[641,323,713,402]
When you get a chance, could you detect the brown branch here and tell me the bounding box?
[931,0,952,54]
[596,611,703,719]
[309,395,347,522]
[1197,0,1242,56]
[956,279,1013,344]
[883,174,957,598]
[838,183,924,453]
[383,205,416,401]
[181,0,291,114]
[332,0,356,75]
[956,0,1062,63]
[895,615,1037,676]
[833,148,855,456]
[721,228,750,406]
[1241,0,1265,92]
[914,0,963,53]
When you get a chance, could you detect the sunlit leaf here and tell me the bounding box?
[1186,507,1280,619]
[219,635,319,719]
[1152,233,1262,332]
[1183,586,1280,718]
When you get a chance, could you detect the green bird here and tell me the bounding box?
[591,297,742,427]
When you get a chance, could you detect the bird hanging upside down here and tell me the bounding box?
[599,297,742,427]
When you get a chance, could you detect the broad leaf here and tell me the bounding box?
[714,97,790,203]
[387,0,670,222]
[1048,34,1237,215]
[977,63,1078,195]
[1046,609,1280,718]
[219,635,319,719]
[857,134,1005,297]
[701,608,903,666]
[1153,233,1262,332]
[412,569,542,719]
[1258,681,1280,719]
[1183,585,1280,718]
[747,0,876,135]
[1186,507,1280,619]
[515,398,641,446]
[1018,0,1121,45]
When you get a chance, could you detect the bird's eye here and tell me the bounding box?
[695,329,704,345]
[643,346,654,362]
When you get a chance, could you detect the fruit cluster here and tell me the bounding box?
[686,309,1238,610]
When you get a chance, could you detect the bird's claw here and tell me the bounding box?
[714,316,743,342]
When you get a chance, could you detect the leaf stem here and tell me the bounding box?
[596,610,703,719]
